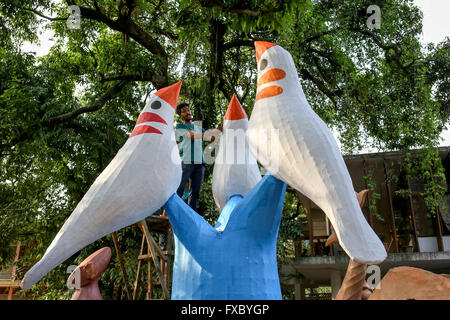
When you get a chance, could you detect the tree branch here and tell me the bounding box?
[307,47,341,69]
[42,81,127,126]
[101,71,165,84]
[65,1,168,88]
[350,27,410,76]
[299,68,338,106]
[200,0,287,16]
[77,4,166,56]
[241,67,254,103]
[92,0,101,12]
[223,39,254,51]
[300,30,337,46]
[25,8,68,21]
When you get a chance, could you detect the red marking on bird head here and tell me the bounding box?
[136,112,167,126]
[129,125,163,138]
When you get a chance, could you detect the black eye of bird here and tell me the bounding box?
[260,59,268,71]
[151,101,161,109]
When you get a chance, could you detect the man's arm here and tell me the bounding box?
[202,129,222,142]
[185,123,222,142]
[184,131,204,140]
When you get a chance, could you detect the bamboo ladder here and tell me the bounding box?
[112,214,174,300]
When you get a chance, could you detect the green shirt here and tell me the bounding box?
[176,123,205,164]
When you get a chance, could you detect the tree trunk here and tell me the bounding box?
[202,19,227,130]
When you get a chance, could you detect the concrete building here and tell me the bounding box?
[280,147,450,299]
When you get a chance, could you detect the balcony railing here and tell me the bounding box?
[0,271,13,281]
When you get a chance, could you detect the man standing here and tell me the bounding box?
[175,103,221,213]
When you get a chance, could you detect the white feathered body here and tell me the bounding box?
[21,91,182,289]
[248,44,386,264]
[212,117,261,211]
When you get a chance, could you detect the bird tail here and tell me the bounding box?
[329,204,387,264]
[20,210,140,290]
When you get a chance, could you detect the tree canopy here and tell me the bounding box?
[0,0,448,299]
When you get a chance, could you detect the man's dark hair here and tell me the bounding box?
[176,103,189,116]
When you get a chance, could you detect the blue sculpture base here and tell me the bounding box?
[164,174,286,300]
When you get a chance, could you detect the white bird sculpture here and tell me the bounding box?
[212,94,261,212]
[21,81,183,289]
[247,41,386,264]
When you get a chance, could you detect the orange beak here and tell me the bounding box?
[154,81,182,110]
[225,94,247,120]
[254,41,277,64]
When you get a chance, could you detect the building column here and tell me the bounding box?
[294,277,306,300]
[330,269,342,299]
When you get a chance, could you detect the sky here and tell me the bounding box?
[414,0,450,149]
[21,1,450,153]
